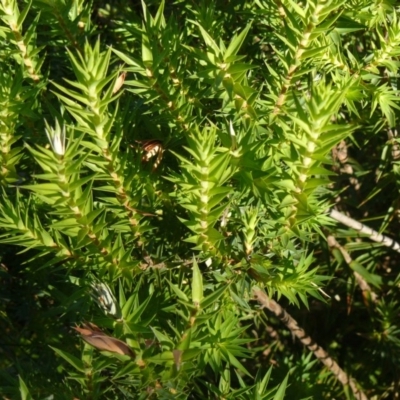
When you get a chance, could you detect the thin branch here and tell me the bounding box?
[253,289,368,400]
[387,128,400,161]
[332,140,361,190]
[329,209,400,254]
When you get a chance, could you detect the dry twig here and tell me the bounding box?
[253,289,368,400]
[330,209,400,254]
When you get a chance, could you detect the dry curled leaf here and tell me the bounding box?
[112,71,126,94]
[73,322,135,357]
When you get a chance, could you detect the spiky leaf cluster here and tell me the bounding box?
[0,1,400,399]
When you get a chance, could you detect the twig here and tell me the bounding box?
[327,235,378,304]
[329,209,400,254]
[332,140,361,190]
[253,289,368,400]
[387,128,400,161]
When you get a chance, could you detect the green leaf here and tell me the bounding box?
[50,346,85,372]
[273,373,289,400]
[200,284,227,309]
[22,183,61,194]
[112,48,143,68]
[300,46,329,60]
[224,24,252,61]
[154,0,165,30]
[168,280,189,302]
[69,175,96,192]
[182,348,202,361]
[335,15,368,35]
[226,352,251,377]
[18,376,33,400]
[227,63,257,75]
[142,33,153,64]
[192,257,203,306]
[191,21,221,56]
[275,33,297,53]
[349,261,382,288]
[150,328,174,348]
[255,367,272,394]
[147,351,174,364]
[17,0,32,30]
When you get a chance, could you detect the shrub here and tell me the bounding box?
[1,1,400,399]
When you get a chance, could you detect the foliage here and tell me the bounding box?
[0,0,400,398]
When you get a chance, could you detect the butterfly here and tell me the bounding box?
[135,139,164,170]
